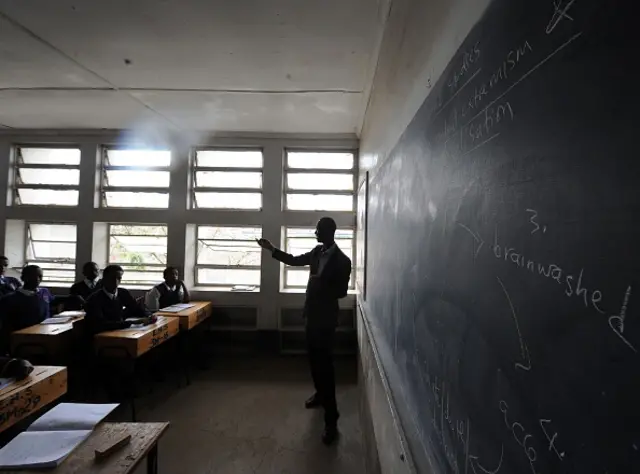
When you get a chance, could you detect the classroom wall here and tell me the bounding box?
[356,0,491,471]
[0,130,357,352]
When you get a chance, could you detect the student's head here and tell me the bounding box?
[102,265,124,293]
[21,265,43,290]
[82,261,100,281]
[0,256,8,275]
[315,217,337,244]
[163,266,180,286]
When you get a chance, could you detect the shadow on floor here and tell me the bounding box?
[124,354,365,474]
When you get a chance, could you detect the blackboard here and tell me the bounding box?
[364,0,639,473]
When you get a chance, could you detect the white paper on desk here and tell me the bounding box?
[0,430,91,469]
[159,303,195,312]
[55,311,84,318]
[41,316,75,324]
[27,403,119,432]
[0,377,14,390]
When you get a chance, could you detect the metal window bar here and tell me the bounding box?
[14,147,81,206]
[283,150,357,211]
[195,225,261,286]
[25,224,77,283]
[191,148,264,210]
[101,148,172,208]
[107,225,168,282]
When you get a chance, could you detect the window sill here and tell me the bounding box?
[191,286,260,293]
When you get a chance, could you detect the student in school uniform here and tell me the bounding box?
[145,266,190,311]
[69,261,101,303]
[0,265,56,354]
[84,264,154,336]
[0,256,21,296]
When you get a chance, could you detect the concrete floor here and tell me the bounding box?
[131,355,365,474]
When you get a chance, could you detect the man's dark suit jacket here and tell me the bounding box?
[273,244,351,328]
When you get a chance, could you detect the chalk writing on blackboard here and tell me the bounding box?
[525,209,547,234]
[497,277,532,371]
[499,400,539,474]
[469,445,503,474]
[607,286,636,352]
[539,418,566,461]
[546,0,577,34]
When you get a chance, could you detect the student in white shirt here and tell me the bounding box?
[145,266,190,311]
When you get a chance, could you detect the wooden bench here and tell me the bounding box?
[155,301,212,331]
[0,366,68,434]
[2,422,169,474]
[94,317,179,359]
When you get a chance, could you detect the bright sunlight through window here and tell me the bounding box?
[14,147,81,206]
[108,224,168,287]
[101,148,171,208]
[26,223,77,285]
[282,227,354,290]
[196,226,262,290]
[284,151,355,211]
[192,149,263,210]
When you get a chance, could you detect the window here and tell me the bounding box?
[101,148,171,208]
[26,223,77,285]
[195,226,262,290]
[284,151,355,211]
[13,147,81,206]
[282,227,355,290]
[108,225,167,287]
[192,149,263,209]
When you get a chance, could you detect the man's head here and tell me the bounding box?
[315,217,337,245]
[102,265,124,293]
[21,265,43,290]
[82,261,100,281]
[163,266,179,286]
[0,256,8,276]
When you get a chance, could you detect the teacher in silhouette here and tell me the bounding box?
[256,217,351,445]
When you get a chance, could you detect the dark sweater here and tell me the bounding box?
[0,276,21,297]
[273,245,351,327]
[0,289,52,354]
[69,279,102,302]
[155,283,184,309]
[84,288,146,336]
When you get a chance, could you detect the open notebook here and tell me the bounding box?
[0,403,118,469]
[158,303,196,313]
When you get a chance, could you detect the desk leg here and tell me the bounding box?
[178,333,191,387]
[147,443,158,474]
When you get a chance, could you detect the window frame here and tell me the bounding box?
[281,226,356,291]
[107,223,168,287]
[100,147,172,209]
[194,225,262,290]
[12,145,81,207]
[191,147,264,210]
[24,221,77,285]
[283,149,357,212]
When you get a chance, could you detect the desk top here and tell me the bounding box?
[155,301,212,330]
[2,422,170,474]
[12,316,85,336]
[0,366,68,434]
[94,317,180,358]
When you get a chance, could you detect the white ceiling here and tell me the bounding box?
[0,0,382,134]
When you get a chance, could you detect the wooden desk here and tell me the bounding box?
[155,301,213,331]
[11,317,85,358]
[3,422,170,474]
[94,317,180,358]
[0,366,67,434]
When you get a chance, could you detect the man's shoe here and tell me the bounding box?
[305,394,321,409]
[322,425,339,445]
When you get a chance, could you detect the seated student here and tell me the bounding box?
[145,266,191,311]
[84,264,154,336]
[69,261,101,303]
[0,256,21,296]
[0,265,54,354]
[0,356,34,379]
